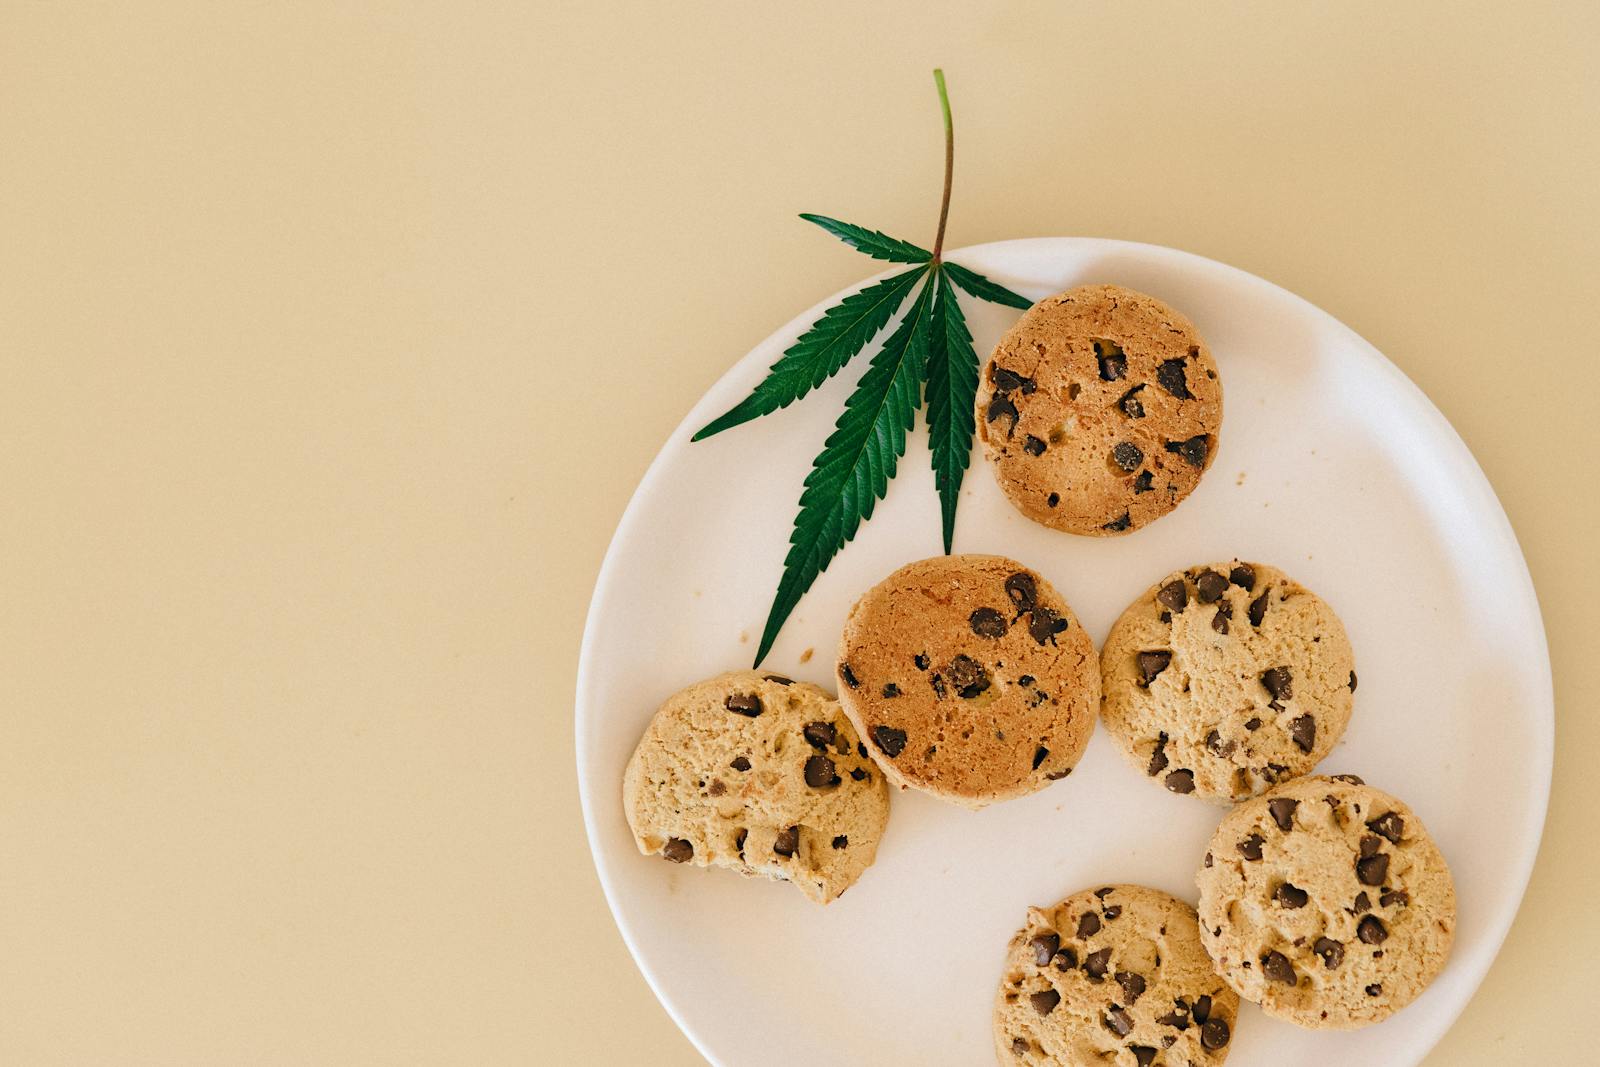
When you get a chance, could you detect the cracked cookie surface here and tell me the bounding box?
[975,284,1222,536]
[836,555,1098,807]
[994,884,1240,1066]
[1101,560,1355,801]
[1196,775,1456,1028]
[622,670,890,904]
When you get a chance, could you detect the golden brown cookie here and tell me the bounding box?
[975,284,1222,535]
[994,884,1241,1065]
[622,670,890,904]
[1196,775,1456,1029]
[1101,561,1355,801]
[835,555,1098,808]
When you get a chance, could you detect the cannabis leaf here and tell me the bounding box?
[692,69,1035,666]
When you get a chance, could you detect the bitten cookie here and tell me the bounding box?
[1196,775,1457,1029]
[622,670,890,904]
[1101,561,1355,801]
[994,885,1240,1065]
[835,555,1098,807]
[975,284,1222,536]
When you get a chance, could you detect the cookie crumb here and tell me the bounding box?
[798,647,814,663]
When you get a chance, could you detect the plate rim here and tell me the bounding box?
[574,235,1554,1066]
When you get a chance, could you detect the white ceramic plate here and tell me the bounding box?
[575,238,1552,1066]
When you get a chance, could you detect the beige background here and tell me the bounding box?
[1,2,1594,1063]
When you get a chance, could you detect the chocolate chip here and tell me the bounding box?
[1045,768,1071,780]
[929,674,946,700]
[1103,1006,1134,1036]
[1245,717,1262,730]
[1204,851,1213,867]
[767,675,797,687]
[662,838,693,863]
[803,722,835,748]
[1156,579,1188,612]
[913,653,930,671]
[1352,891,1372,913]
[1235,599,1262,639]
[857,742,868,758]
[1164,434,1209,467]
[1380,889,1410,908]
[1157,1008,1189,1030]
[1102,905,1122,921]
[734,828,747,856]
[1132,470,1154,494]
[1262,950,1297,985]
[1112,441,1143,472]
[1263,763,1290,783]
[1332,773,1365,785]
[1367,811,1404,844]
[724,692,763,717]
[1156,358,1192,399]
[849,767,867,781]
[1116,971,1147,1004]
[1018,434,1047,457]
[1027,988,1060,1016]
[730,756,751,771]
[1004,572,1038,615]
[1206,729,1236,758]
[1349,670,1359,692]
[1201,1017,1231,1050]
[1010,1037,1029,1055]
[1130,1047,1157,1067]
[1357,852,1390,886]
[831,835,848,849]
[1076,911,1101,939]
[1052,946,1078,971]
[1082,948,1111,980]
[1260,666,1293,701]
[1191,995,1212,1024]
[1366,983,1382,996]
[1227,564,1256,590]
[1268,797,1299,831]
[986,393,1019,436]
[1358,915,1388,944]
[969,607,1008,638]
[1212,602,1232,634]
[1137,650,1172,685]
[1314,937,1345,969]
[1028,607,1070,646]
[1194,569,1228,603]
[990,366,1036,394]
[707,779,726,796]
[947,654,991,697]
[1102,512,1132,532]
[1147,733,1169,776]
[772,826,798,857]
[1032,746,1049,770]
[1095,339,1127,381]
[1046,492,1060,507]
[1275,882,1309,908]
[1290,714,1316,753]
[838,663,859,689]
[1237,833,1265,861]
[871,725,907,757]
[1164,769,1195,794]
[1030,933,1061,967]
[803,755,839,789]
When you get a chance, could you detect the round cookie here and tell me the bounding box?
[1196,775,1457,1029]
[1101,560,1355,801]
[622,670,890,905]
[975,284,1222,536]
[994,884,1241,1065]
[836,555,1098,808]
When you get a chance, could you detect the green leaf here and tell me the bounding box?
[692,266,927,441]
[943,260,1033,309]
[923,268,979,553]
[799,213,933,264]
[753,274,937,666]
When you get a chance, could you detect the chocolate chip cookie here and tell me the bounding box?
[975,284,1222,536]
[835,555,1098,807]
[1196,775,1456,1029]
[995,884,1241,1065]
[1100,561,1355,801]
[622,670,890,904]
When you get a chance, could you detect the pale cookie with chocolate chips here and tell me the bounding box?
[1101,561,1355,801]
[836,555,1098,807]
[994,884,1241,1065]
[622,670,890,904]
[975,284,1222,536]
[1196,775,1456,1029]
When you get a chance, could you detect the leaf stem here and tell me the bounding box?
[931,68,954,262]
